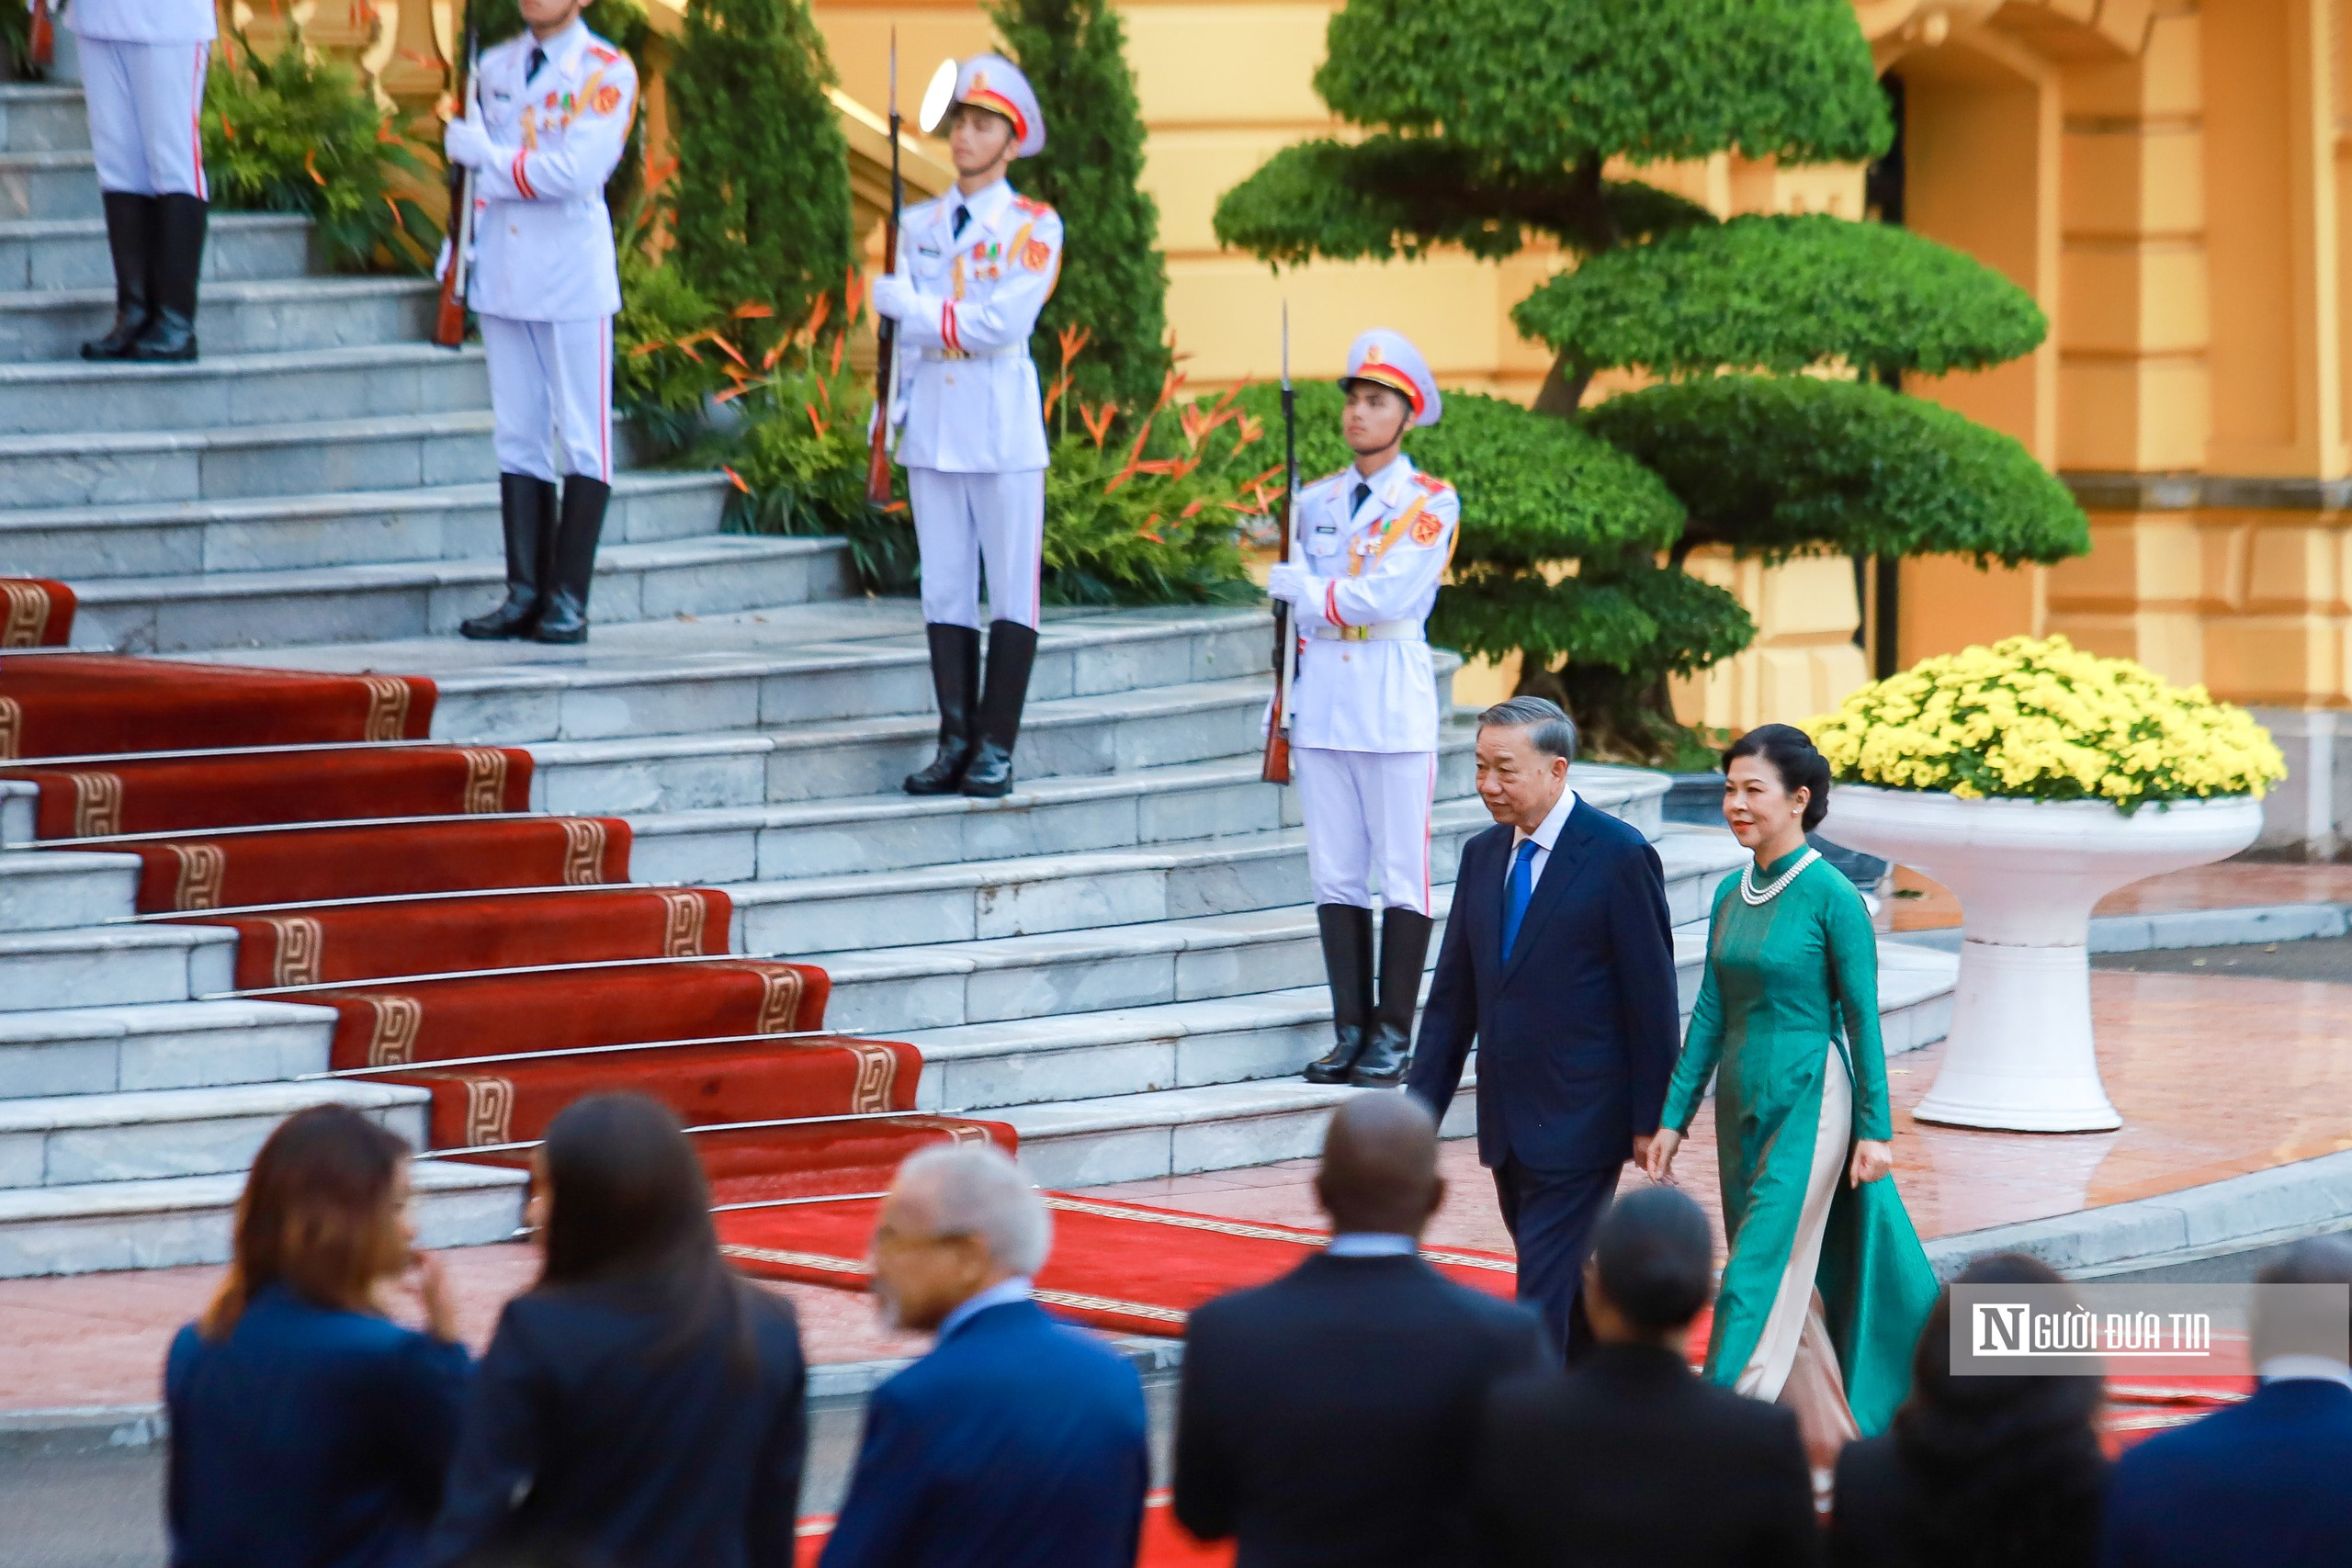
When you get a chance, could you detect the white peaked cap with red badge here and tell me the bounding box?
[930,53,1047,160]
[1340,329,1442,427]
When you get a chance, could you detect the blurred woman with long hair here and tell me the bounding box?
[1829,1252,2109,1568]
[166,1103,470,1568]
[424,1092,808,1568]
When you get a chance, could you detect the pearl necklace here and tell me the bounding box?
[1738,847,1819,907]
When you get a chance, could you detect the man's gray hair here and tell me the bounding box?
[1477,695,1577,765]
[895,1142,1053,1276]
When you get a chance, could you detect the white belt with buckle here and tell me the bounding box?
[919,344,1026,362]
[1307,620,1423,642]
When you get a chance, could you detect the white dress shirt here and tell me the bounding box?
[1326,1233,1419,1258]
[1509,782,1580,895]
[2258,1354,2352,1388]
[937,1274,1035,1340]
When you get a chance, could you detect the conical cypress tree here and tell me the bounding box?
[669,0,853,344]
[988,0,1171,425]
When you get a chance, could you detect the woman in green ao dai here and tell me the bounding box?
[1644,725,1939,1479]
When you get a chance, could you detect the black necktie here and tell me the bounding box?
[526,47,547,83]
[1351,481,1372,518]
[952,205,970,239]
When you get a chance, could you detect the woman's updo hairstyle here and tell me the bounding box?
[1723,723,1831,833]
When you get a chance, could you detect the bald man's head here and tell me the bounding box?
[1316,1094,1445,1238]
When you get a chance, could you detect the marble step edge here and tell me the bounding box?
[67,533,844,609]
[0,1076,424,1137]
[0,210,309,243]
[0,1159,526,1279]
[0,272,433,317]
[0,405,492,460]
[0,998,335,1098]
[0,468,718,537]
[0,337,478,392]
[0,847,138,931]
[0,147,93,172]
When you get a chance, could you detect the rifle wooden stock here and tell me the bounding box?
[432,11,478,351]
[28,0,53,69]
[1261,378,1298,785]
[865,66,904,506]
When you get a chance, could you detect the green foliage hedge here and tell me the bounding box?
[201,28,439,274]
[990,0,1173,426]
[1583,376,2090,566]
[1512,214,2047,379]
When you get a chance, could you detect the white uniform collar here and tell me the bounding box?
[1343,451,1416,513]
[1514,783,1578,854]
[948,178,1018,234]
[1326,1233,1418,1258]
[2259,1354,2352,1389]
[524,17,592,73]
[936,1274,1034,1340]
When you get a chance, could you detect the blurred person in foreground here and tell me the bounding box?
[1829,1253,2107,1568]
[424,1093,808,1568]
[1471,1186,1815,1568]
[2098,1234,2352,1568]
[820,1141,1148,1568]
[1173,1094,1546,1567]
[166,1103,471,1568]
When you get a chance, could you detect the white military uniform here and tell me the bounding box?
[68,0,214,199]
[447,20,636,484]
[873,58,1061,632]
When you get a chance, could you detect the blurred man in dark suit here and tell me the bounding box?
[1406,697,1681,1355]
[1174,1094,1546,1568]
[2100,1235,2352,1568]
[1472,1187,1816,1568]
[821,1143,1148,1568]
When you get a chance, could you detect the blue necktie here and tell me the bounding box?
[1501,838,1538,959]
[526,47,547,84]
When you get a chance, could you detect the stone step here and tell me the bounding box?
[0,341,482,438]
[0,1156,526,1278]
[0,148,99,221]
[995,942,1959,1187]
[0,924,233,1014]
[0,999,334,1100]
[0,850,137,932]
[0,85,88,155]
[0,409,498,508]
[0,275,435,362]
[0,469,724,582]
[526,673,1281,818]
[0,1079,428,1189]
[810,825,1743,1035]
[0,211,316,295]
[68,533,854,654]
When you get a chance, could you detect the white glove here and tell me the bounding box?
[443,116,496,172]
[870,273,920,322]
[1266,562,1318,609]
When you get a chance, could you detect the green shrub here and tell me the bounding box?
[613,229,729,453]
[201,27,440,273]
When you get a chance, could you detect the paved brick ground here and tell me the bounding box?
[6,860,2349,1412]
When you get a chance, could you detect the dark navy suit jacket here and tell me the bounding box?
[1406,798,1681,1174]
[820,1299,1149,1568]
[165,1284,472,1568]
[2099,1376,2352,1567]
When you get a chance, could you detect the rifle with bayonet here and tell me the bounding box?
[432,1,480,351]
[865,31,904,504]
[1261,305,1298,785]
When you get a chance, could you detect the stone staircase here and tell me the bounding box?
[0,82,1959,1275]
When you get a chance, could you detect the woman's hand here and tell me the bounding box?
[1644,1128,1683,1184]
[413,1251,460,1344]
[1849,1138,1894,1188]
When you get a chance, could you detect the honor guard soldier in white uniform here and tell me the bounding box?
[71,0,215,361]
[442,0,637,644]
[1265,331,1458,1089]
[871,55,1062,798]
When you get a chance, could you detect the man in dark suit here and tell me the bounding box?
[2100,1235,2352,1568]
[1175,1094,1547,1568]
[1472,1187,1816,1568]
[821,1143,1148,1568]
[1406,695,1681,1355]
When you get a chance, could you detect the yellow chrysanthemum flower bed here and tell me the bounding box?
[1804,635,2286,812]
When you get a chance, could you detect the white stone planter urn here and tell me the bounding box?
[1822,784,2265,1132]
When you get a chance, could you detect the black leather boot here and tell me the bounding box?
[1351,908,1434,1086]
[960,619,1037,797]
[129,193,205,361]
[461,474,559,638]
[81,192,155,359]
[1303,903,1375,1084]
[904,624,982,794]
[533,475,610,643]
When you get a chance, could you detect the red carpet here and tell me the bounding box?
[188,886,731,988]
[0,578,74,648]
[118,815,634,911]
[0,654,432,757]
[6,744,534,839]
[721,1192,1520,1337]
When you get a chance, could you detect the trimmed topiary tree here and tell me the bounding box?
[668,0,853,351]
[1214,0,2089,760]
[989,0,1172,430]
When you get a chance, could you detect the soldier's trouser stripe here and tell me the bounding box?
[1293,745,1439,917]
[906,466,1046,630]
[80,38,210,198]
[481,312,615,483]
